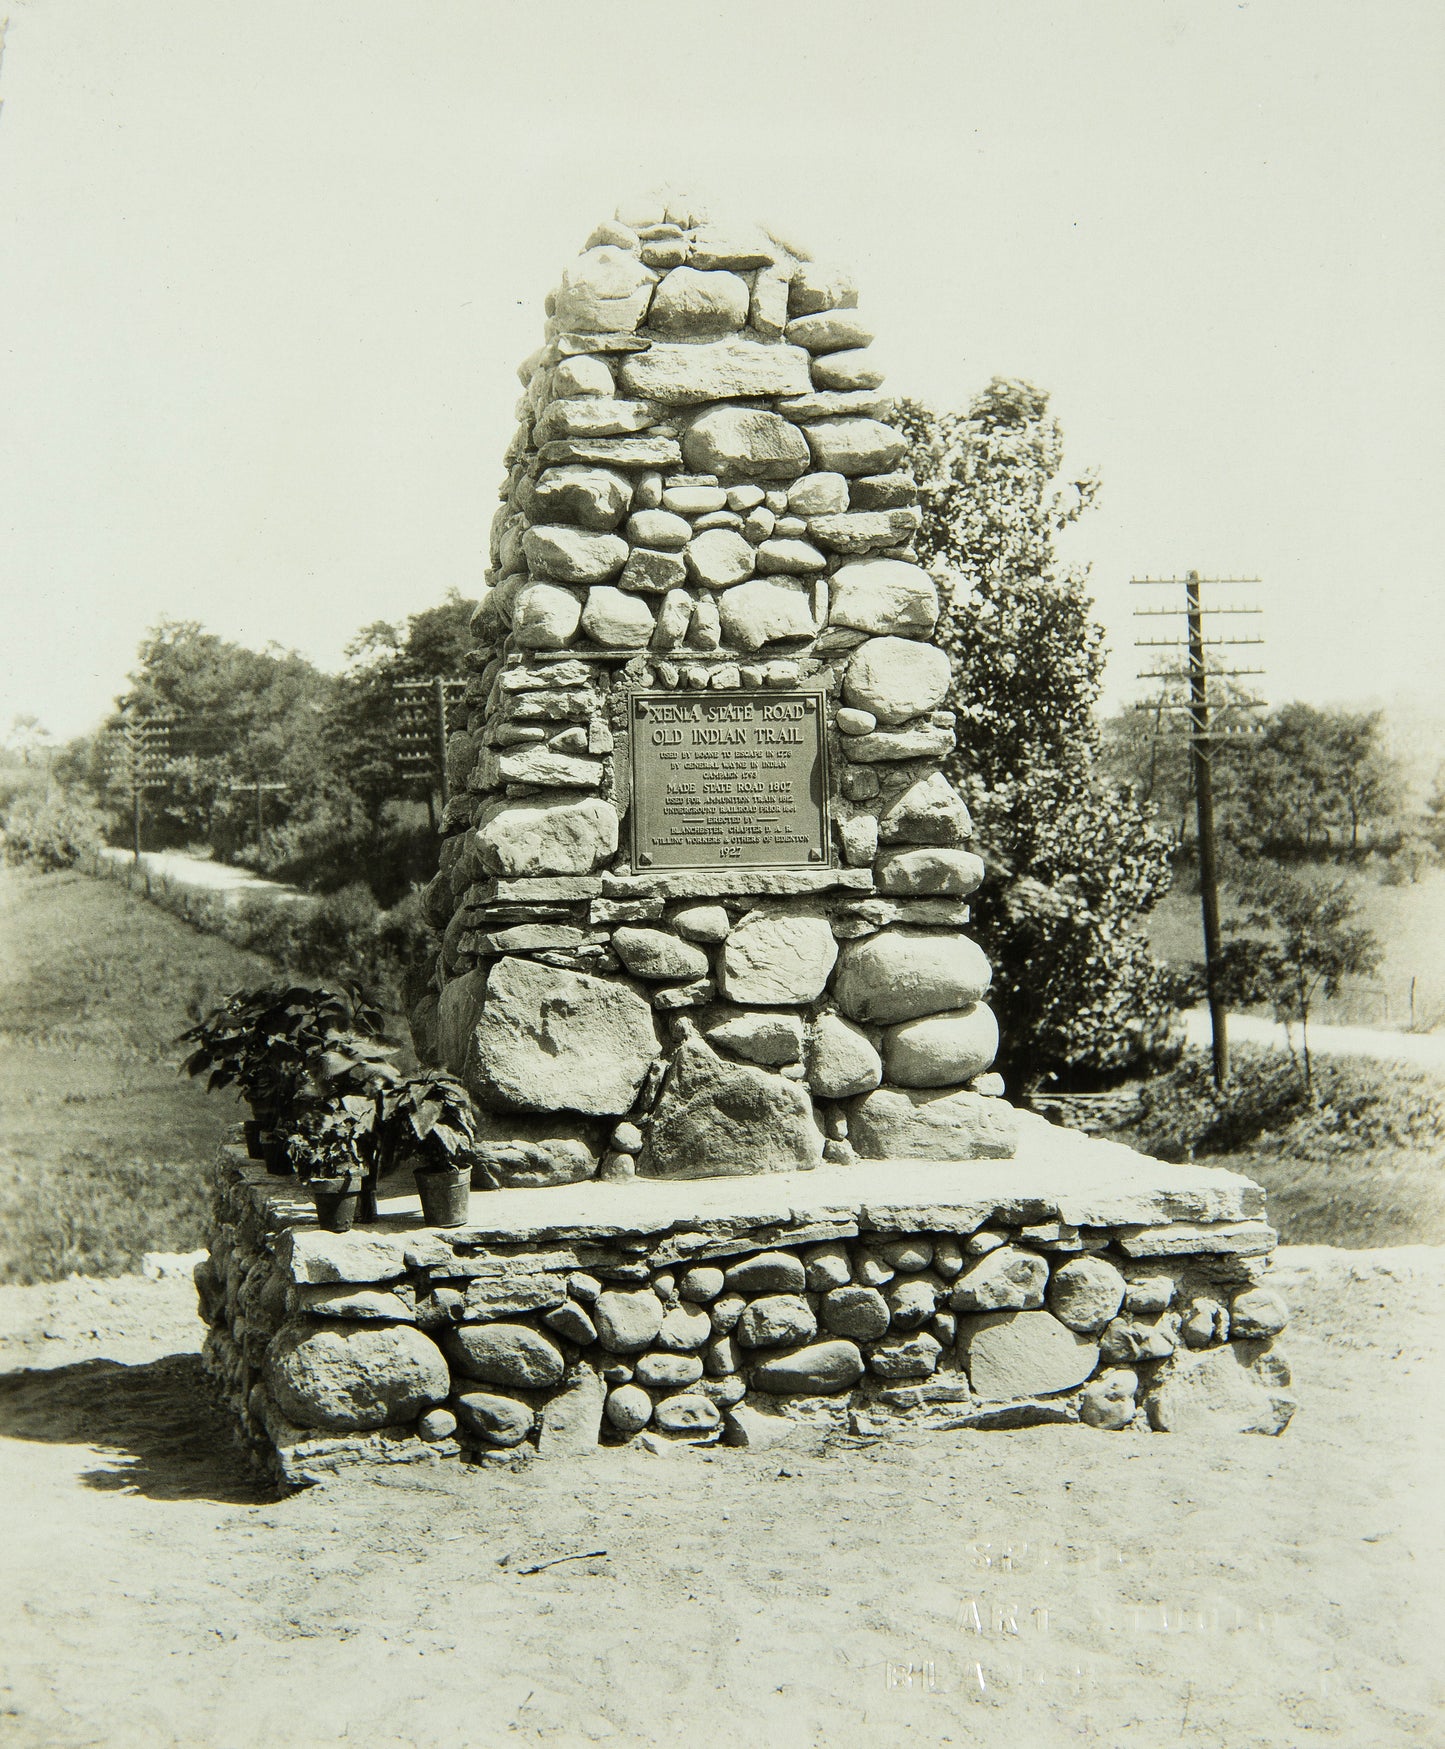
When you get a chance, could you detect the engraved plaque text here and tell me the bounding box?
[628,689,830,870]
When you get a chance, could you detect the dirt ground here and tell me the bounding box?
[0,1249,1441,1749]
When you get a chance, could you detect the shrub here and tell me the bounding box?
[230,887,426,1013]
[221,892,312,966]
[897,384,1179,1089]
[1216,863,1382,1095]
[1381,837,1435,886]
[1,789,106,871]
[1134,1047,1445,1162]
[298,883,383,978]
[84,841,437,1016]
[364,889,434,1014]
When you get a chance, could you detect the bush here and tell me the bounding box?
[897,385,1179,1090]
[1380,837,1435,886]
[1,789,106,871]
[300,883,383,975]
[257,801,440,907]
[370,889,437,1014]
[221,891,312,965]
[1134,1047,1445,1162]
[218,885,430,1011]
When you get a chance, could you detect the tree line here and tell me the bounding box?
[1100,694,1421,866]
[61,595,477,904]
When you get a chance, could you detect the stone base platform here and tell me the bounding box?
[197,1117,1296,1485]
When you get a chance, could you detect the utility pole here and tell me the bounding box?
[393,677,468,813]
[106,712,176,861]
[1134,573,1266,1088]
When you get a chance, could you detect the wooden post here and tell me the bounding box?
[1135,572,1265,1090]
[1186,571,1229,1088]
[435,675,451,809]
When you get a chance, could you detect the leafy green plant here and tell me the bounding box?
[376,1070,478,1174]
[896,382,1178,1090]
[1,789,106,871]
[284,1101,368,1187]
[1221,704,1404,860]
[1133,1047,1445,1162]
[88,592,474,902]
[1217,864,1383,1093]
[179,981,388,1118]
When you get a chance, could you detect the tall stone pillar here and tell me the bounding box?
[416,199,1019,1187]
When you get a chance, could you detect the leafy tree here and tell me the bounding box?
[1220,703,1404,859]
[325,586,478,832]
[4,714,52,766]
[108,619,335,854]
[1217,864,1382,1093]
[897,381,1179,1090]
[0,786,106,870]
[393,591,477,680]
[1099,695,1191,838]
[1424,762,1445,856]
[1325,710,1404,853]
[1099,670,1263,849]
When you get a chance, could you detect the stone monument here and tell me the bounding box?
[415,197,1013,1182]
[197,200,1294,1480]
[411,198,1007,1182]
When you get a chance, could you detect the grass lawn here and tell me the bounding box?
[1148,864,1445,1032]
[0,868,276,1283]
[1234,1144,1445,1247]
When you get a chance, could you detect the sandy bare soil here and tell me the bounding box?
[0,1248,1442,1749]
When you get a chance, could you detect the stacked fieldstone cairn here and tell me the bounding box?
[199,199,1293,1477]
[412,195,1012,1179]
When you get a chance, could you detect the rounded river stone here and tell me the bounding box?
[442,1323,566,1389]
[749,1340,865,1395]
[264,1322,449,1433]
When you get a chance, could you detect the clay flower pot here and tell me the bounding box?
[309,1179,362,1233]
[261,1129,297,1176]
[414,1162,471,1228]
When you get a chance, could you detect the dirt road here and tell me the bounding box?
[92,847,309,906]
[1180,1006,1445,1070]
[0,1248,1441,1748]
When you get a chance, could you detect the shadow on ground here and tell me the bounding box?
[0,1353,278,1504]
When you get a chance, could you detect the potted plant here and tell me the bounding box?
[285,1099,372,1232]
[179,987,288,1159]
[377,1071,479,1228]
[312,1028,402,1221]
[180,982,390,1174]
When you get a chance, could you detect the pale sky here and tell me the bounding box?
[2,0,1442,742]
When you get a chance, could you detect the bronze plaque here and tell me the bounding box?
[628,689,831,870]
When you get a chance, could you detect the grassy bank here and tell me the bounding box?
[1231,1146,1445,1247]
[1119,1046,1445,1247]
[0,868,275,1283]
[1147,865,1445,1032]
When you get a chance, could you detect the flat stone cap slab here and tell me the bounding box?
[435,1117,1264,1242]
[239,1115,1267,1281]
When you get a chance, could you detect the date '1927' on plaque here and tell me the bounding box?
[628,690,831,871]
